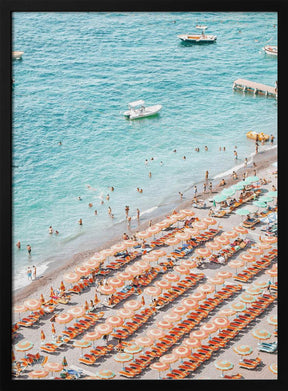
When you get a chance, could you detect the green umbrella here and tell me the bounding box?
[253,200,267,208]
[213,194,227,203]
[235,208,250,216]
[221,188,235,197]
[265,191,277,198]
[245,176,259,183]
[231,182,245,190]
[259,196,273,203]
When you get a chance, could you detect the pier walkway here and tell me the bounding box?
[233,78,277,98]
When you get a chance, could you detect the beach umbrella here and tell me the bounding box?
[180,259,197,269]
[44,362,63,378]
[150,249,167,258]
[28,369,49,379]
[258,243,272,250]
[159,353,178,369]
[63,272,80,284]
[124,239,138,248]
[172,346,192,362]
[218,308,236,319]
[107,277,125,288]
[163,273,180,282]
[180,209,195,216]
[231,182,245,190]
[67,306,85,318]
[253,280,269,289]
[155,220,172,230]
[144,286,162,297]
[125,265,141,276]
[114,352,133,369]
[183,227,199,237]
[182,337,201,350]
[205,241,221,252]
[241,253,256,265]
[134,336,154,347]
[116,308,134,319]
[174,265,190,275]
[24,298,42,311]
[100,248,115,258]
[262,235,277,244]
[95,323,113,335]
[75,265,91,276]
[134,260,151,271]
[190,329,208,341]
[157,320,173,329]
[267,315,277,326]
[94,370,116,379]
[83,331,102,348]
[233,226,248,235]
[137,230,152,240]
[207,276,224,292]
[197,283,214,295]
[163,312,182,323]
[111,243,127,254]
[13,304,27,320]
[246,286,263,296]
[201,322,218,337]
[231,302,246,312]
[265,191,277,198]
[124,344,142,358]
[142,253,159,263]
[15,340,34,357]
[175,231,191,241]
[212,317,230,330]
[150,362,170,379]
[266,268,277,282]
[221,188,236,197]
[245,176,260,183]
[213,194,227,203]
[172,305,189,316]
[155,280,172,290]
[252,329,271,340]
[73,339,92,357]
[229,259,244,274]
[91,252,106,262]
[193,221,209,230]
[214,236,230,247]
[181,298,198,310]
[239,293,256,304]
[253,200,268,208]
[175,212,189,221]
[260,213,277,224]
[235,208,250,216]
[269,363,277,375]
[84,259,101,269]
[233,344,253,361]
[215,270,233,280]
[222,230,238,239]
[195,248,211,258]
[203,217,218,225]
[55,312,73,325]
[259,196,273,203]
[106,316,124,328]
[248,247,264,256]
[215,359,234,377]
[146,328,165,340]
[165,237,181,246]
[147,225,162,236]
[123,300,142,311]
[98,285,116,295]
[189,291,206,301]
[117,271,133,281]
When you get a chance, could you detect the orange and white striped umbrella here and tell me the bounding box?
[180,259,197,269]
[181,298,198,310]
[68,306,85,318]
[233,226,248,235]
[166,214,179,224]
[98,285,116,295]
[99,248,115,258]
[83,331,102,343]
[206,241,221,251]
[73,339,92,349]
[95,323,113,335]
[155,280,171,290]
[63,271,80,284]
[245,286,263,295]
[150,249,167,258]
[183,227,199,237]
[13,304,27,314]
[269,363,277,375]
[134,260,150,271]
[197,283,214,294]
[267,314,277,326]
[24,299,42,311]
[215,270,233,279]
[203,217,217,225]
[180,209,195,216]
[231,302,246,312]
[163,273,180,282]
[214,236,230,246]
[212,317,230,329]
[84,259,101,269]
[175,212,188,221]
[90,252,106,262]
[15,340,34,353]
[218,308,236,319]
[28,369,49,379]
[207,276,224,291]
[165,237,181,246]
[116,308,134,319]
[175,231,191,241]
[146,328,165,340]
[75,265,91,276]
[155,220,172,229]
[222,230,238,239]
[201,322,218,335]
[229,259,244,274]
[248,247,264,256]
[196,247,212,258]
[144,286,162,297]
[190,329,208,340]
[123,300,142,311]
[174,265,190,275]
[189,291,206,301]
[163,312,182,323]
[150,362,170,378]
[142,253,159,263]
[111,243,128,254]
[107,277,124,288]
[253,280,269,289]
[55,312,73,325]
[125,265,141,276]
[261,236,277,244]
[157,320,173,329]
[124,239,138,247]
[172,305,189,315]
[193,221,208,230]
[265,268,277,280]
[106,316,124,328]
[258,243,272,250]
[239,293,256,304]
[118,271,132,281]
[172,345,191,359]
[137,230,152,239]
[159,353,178,365]
[241,253,256,264]
[134,336,154,347]
[183,337,201,349]
[147,225,162,235]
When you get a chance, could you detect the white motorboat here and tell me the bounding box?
[263,45,277,56]
[12,51,24,60]
[123,100,162,120]
[178,25,217,43]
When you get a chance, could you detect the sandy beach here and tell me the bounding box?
[11,144,278,381]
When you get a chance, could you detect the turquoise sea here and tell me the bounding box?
[12,12,277,291]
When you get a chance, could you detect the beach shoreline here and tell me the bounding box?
[13,144,277,305]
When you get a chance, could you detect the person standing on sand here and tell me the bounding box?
[203,183,206,193]
[179,192,183,200]
[32,265,37,280]
[27,267,32,280]
[209,182,213,193]
[194,186,198,197]
[137,208,140,221]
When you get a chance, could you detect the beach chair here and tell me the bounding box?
[223,373,243,379]
[239,357,261,369]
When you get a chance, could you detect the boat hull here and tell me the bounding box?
[178,34,217,44]
[12,51,24,60]
[124,105,162,120]
[263,45,277,56]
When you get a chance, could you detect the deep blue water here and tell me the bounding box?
[12,12,277,290]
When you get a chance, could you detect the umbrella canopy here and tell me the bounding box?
[163,312,182,323]
[55,312,73,325]
[142,253,159,263]
[229,259,244,274]
[15,340,34,353]
[180,209,195,216]
[253,280,269,289]
[221,188,236,197]
[125,265,141,277]
[195,248,212,258]
[218,308,236,318]
[253,200,268,208]
[235,208,250,216]
[98,285,116,295]
[207,276,224,291]
[181,298,198,310]
[123,300,142,311]
[146,328,165,340]
[165,237,181,246]
[267,315,277,326]
[94,369,116,379]
[63,272,80,284]
[106,316,124,328]
[180,259,197,268]
[144,286,162,297]
[215,270,233,279]
[23,299,41,311]
[212,317,230,329]
[150,362,170,371]
[95,323,113,335]
[241,253,256,263]
[75,265,91,276]
[174,265,190,275]
[189,291,206,301]
[262,235,277,244]
[222,230,238,239]
[172,345,191,359]
[248,247,264,256]
[190,329,208,340]
[135,260,151,271]
[111,243,127,254]
[134,336,154,347]
[91,252,106,262]
[116,308,134,319]
[197,283,214,294]
[201,322,218,334]
[245,175,259,183]
[214,236,230,246]
[159,353,178,365]
[193,221,209,230]
[137,230,152,239]
[84,259,101,269]
[114,352,133,366]
[213,194,227,203]
[231,302,247,312]
[157,320,173,329]
[203,217,217,225]
[175,231,191,241]
[231,182,245,190]
[252,329,271,340]
[124,344,142,355]
[107,277,125,288]
[239,293,256,304]
[245,286,263,295]
[117,271,133,281]
[184,227,199,237]
[233,344,253,359]
[100,248,115,258]
[67,306,85,318]
[172,305,189,315]
[83,331,102,343]
[155,280,172,290]
[124,239,138,248]
[28,369,49,379]
[259,196,273,203]
[182,337,201,349]
[150,249,167,258]
[44,362,63,374]
[260,213,277,224]
[73,339,92,349]
[147,225,163,235]
[269,363,277,375]
[233,226,248,234]
[163,273,180,282]
[215,359,234,377]
[258,243,272,250]
[265,191,277,198]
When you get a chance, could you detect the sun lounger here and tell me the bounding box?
[223,373,243,379]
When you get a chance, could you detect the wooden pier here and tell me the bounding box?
[233,78,277,99]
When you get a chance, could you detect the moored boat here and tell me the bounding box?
[178,25,217,44]
[123,100,162,120]
[12,51,24,60]
[263,45,277,56]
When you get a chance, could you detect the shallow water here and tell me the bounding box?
[12,12,277,290]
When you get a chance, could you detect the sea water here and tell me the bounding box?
[12,12,277,290]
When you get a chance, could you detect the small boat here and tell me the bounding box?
[246,131,269,142]
[263,45,277,56]
[123,100,162,120]
[12,51,24,60]
[178,25,217,44]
